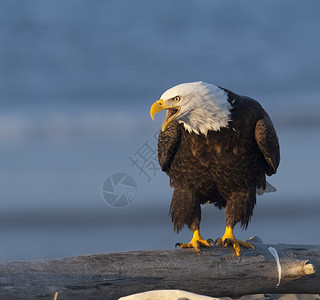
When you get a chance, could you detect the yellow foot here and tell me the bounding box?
[175,229,213,252]
[215,226,255,256]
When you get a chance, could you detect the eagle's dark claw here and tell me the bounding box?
[175,242,182,248]
[223,238,230,248]
[246,241,256,251]
[214,238,223,246]
[206,238,214,246]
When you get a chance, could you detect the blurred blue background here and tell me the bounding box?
[0,0,319,261]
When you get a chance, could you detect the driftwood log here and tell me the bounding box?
[0,237,319,299]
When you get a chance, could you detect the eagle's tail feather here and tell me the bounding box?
[256,181,277,195]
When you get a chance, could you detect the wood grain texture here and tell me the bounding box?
[0,240,318,299]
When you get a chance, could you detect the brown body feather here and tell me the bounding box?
[158,88,280,233]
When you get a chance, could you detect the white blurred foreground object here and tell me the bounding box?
[119,289,221,300]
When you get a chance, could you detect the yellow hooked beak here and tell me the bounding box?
[150,99,180,131]
[150,99,165,121]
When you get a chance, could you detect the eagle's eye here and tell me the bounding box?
[172,96,181,103]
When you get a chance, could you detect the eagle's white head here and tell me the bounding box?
[150,81,232,136]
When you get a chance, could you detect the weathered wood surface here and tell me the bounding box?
[0,239,319,300]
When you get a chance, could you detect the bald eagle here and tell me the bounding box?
[150,82,280,256]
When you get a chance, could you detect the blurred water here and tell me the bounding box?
[0,0,320,261]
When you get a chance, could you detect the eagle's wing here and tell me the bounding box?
[158,121,181,174]
[255,113,280,176]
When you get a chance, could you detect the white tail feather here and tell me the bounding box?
[257,181,277,195]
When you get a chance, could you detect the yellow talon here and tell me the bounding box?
[215,226,255,256]
[176,229,213,252]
